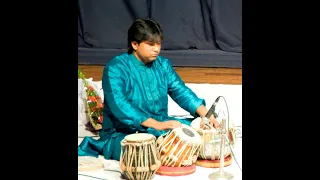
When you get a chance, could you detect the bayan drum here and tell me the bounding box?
[191,117,237,168]
[156,124,202,167]
[191,117,237,160]
[197,126,232,160]
[120,133,161,180]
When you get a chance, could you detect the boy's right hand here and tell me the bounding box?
[155,120,182,130]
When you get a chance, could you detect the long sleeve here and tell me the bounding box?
[102,65,150,130]
[164,59,205,117]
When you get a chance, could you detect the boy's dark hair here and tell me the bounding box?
[127,19,163,54]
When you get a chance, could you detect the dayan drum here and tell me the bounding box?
[120,133,161,180]
[156,124,202,167]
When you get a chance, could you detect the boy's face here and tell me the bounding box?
[132,40,161,64]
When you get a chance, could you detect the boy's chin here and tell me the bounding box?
[148,56,157,61]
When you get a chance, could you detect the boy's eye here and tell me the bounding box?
[146,42,161,46]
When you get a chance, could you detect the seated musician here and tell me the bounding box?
[78,18,219,161]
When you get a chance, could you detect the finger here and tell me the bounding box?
[200,123,204,128]
[174,123,181,128]
[199,120,204,128]
[214,123,220,129]
[168,123,179,129]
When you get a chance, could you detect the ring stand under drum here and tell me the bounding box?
[120,133,161,180]
[196,155,232,168]
[155,125,202,176]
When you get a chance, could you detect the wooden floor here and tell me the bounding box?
[78,65,242,85]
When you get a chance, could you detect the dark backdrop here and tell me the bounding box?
[78,0,242,68]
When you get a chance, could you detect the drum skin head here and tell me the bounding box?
[173,124,202,145]
[156,164,196,176]
[124,133,155,142]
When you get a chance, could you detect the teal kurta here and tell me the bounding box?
[78,53,205,161]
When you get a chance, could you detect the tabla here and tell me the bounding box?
[120,133,161,180]
[156,124,202,167]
